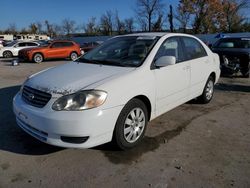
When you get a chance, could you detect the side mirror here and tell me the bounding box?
[155,56,176,68]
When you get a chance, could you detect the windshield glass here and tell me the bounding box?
[213,38,250,49]
[6,41,17,47]
[77,36,159,67]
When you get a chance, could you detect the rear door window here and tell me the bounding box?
[182,37,207,60]
[27,42,39,46]
[16,43,26,47]
[51,42,63,48]
[62,42,73,47]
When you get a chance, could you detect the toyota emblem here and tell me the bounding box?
[28,93,35,100]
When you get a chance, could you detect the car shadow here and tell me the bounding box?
[215,83,250,93]
[0,85,63,155]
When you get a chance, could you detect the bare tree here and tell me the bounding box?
[124,18,134,33]
[83,17,99,35]
[135,0,163,31]
[20,28,29,34]
[152,14,163,31]
[29,23,38,34]
[36,21,43,34]
[168,5,174,32]
[223,0,249,32]
[115,11,125,34]
[7,23,17,34]
[44,20,61,38]
[61,18,76,36]
[100,10,114,35]
[175,3,192,33]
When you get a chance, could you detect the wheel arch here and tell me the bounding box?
[132,95,152,121]
[209,72,216,82]
[3,50,13,57]
[32,52,44,60]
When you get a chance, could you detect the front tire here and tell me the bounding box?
[113,98,148,150]
[198,76,214,104]
[33,53,43,63]
[3,51,13,58]
[70,52,78,61]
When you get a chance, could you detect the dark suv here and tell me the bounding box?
[212,37,250,77]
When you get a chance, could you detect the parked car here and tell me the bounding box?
[212,37,250,77]
[0,41,40,58]
[80,41,101,54]
[18,40,81,63]
[13,33,220,149]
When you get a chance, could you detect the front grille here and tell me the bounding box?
[22,86,52,108]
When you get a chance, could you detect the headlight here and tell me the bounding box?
[52,90,107,111]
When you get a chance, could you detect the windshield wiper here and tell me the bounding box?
[77,58,100,64]
[93,59,126,67]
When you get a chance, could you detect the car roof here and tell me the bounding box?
[123,32,168,37]
[219,37,250,40]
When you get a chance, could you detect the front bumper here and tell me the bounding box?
[13,92,123,148]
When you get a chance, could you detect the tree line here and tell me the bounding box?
[0,0,249,37]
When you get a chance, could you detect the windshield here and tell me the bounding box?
[213,38,250,49]
[77,36,159,67]
[6,41,17,47]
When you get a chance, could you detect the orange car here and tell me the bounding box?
[18,40,81,63]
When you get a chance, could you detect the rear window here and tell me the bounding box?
[214,38,250,49]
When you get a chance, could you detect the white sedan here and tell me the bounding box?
[13,33,220,149]
[0,41,40,58]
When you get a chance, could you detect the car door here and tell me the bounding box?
[12,42,27,56]
[154,37,190,116]
[181,37,210,98]
[47,42,67,58]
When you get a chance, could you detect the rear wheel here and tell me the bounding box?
[70,52,78,61]
[3,51,13,58]
[113,98,148,150]
[33,53,43,63]
[197,76,214,104]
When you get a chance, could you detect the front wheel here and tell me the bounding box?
[70,52,78,61]
[3,51,13,58]
[198,76,214,104]
[33,53,43,63]
[113,98,148,150]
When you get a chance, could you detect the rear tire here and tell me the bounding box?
[197,76,214,104]
[33,53,43,63]
[113,98,148,150]
[3,51,13,58]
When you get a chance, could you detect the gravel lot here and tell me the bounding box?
[0,58,249,188]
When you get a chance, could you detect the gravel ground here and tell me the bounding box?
[0,58,249,188]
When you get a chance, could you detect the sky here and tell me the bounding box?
[0,0,179,30]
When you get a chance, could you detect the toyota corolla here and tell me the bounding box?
[13,33,220,149]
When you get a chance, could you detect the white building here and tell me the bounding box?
[0,34,49,41]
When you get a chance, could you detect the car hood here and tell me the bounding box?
[25,62,135,95]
